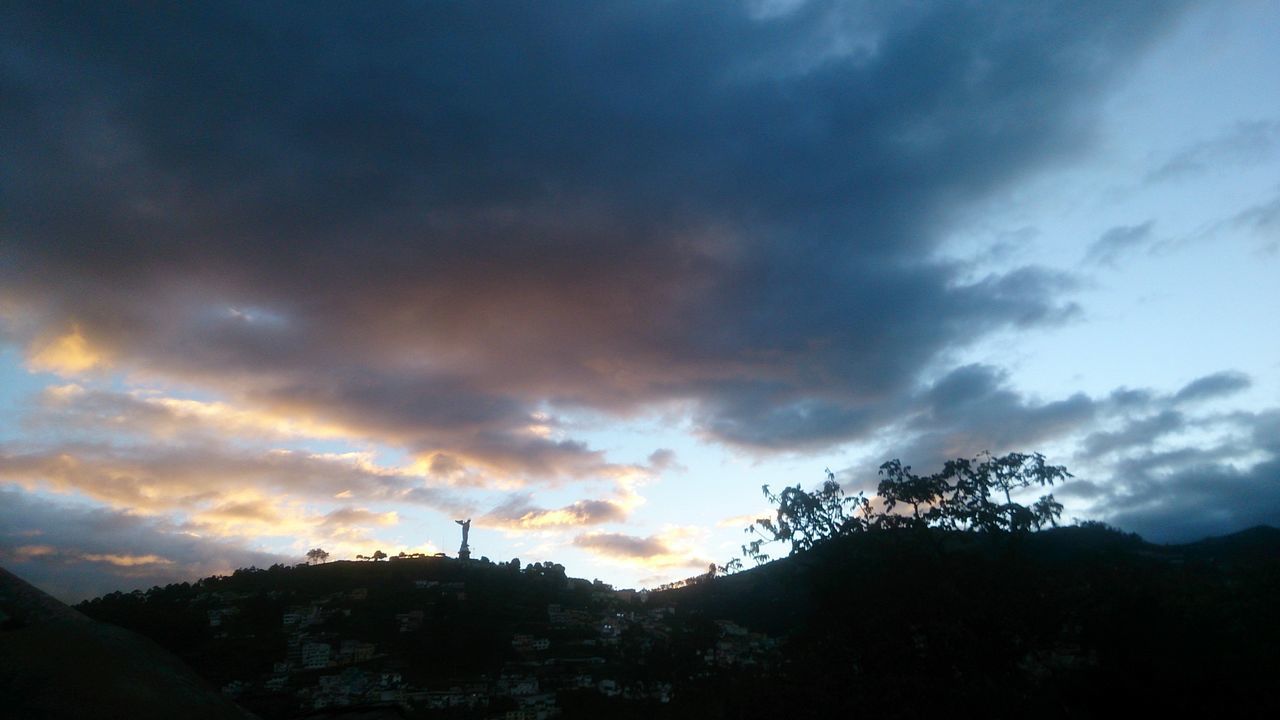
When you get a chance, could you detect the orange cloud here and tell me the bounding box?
[572,525,711,572]
[80,553,173,567]
[12,544,57,559]
[27,324,109,375]
[4,544,173,567]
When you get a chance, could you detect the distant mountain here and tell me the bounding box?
[52,525,1280,719]
[0,566,255,720]
[1180,524,1280,558]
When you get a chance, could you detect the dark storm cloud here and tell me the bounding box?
[902,363,1096,463]
[889,367,1257,474]
[0,489,288,602]
[1102,458,1280,542]
[827,367,1278,543]
[1086,411,1280,542]
[0,0,1190,474]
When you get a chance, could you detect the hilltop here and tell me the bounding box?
[53,525,1280,719]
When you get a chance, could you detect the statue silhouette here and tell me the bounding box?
[455,518,472,560]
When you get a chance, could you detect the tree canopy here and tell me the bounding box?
[741,452,1070,563]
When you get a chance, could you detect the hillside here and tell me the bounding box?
[667,525,1280,717]
[0,567,254,720]
[63,526,1280,719]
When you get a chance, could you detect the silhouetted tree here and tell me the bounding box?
[742,452,1070,561]
[305,548,330,564]
[743,468,871,562]
[372,549,387,562]
[717,557,744,574]
[873,459,955,530]
[934,452,1070,533]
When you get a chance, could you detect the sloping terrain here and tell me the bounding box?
[50,525,1280,719]
[665,525,1280,717]
[0,566,255,720]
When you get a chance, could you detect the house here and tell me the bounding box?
[395,609,424,632]
[302,642,332,669]
[497,673,538,696]
[339,639,377,663]
[264,676,287,691]
[283,604,322,628]
[515,692,558,720]
[597,679,620,697]
[569,673,594,689]
[221,680,249,698]
[207,606,239,627]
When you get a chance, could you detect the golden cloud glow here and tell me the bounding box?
[80,553,174,566]
[27,324,108,375]
[5,545,177,567]
[512,503,621,529]
[146,397,354,441]
[43,383,88,401]
[13,544,57,559]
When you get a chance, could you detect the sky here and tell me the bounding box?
[1,1,1277,602]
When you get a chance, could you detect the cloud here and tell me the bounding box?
[12,1,1252,592]
[1084,221,1156,267]
[321,506,399,529]
[482,467,650,531]
[26,324,110,375]
[895,364,1098,469]
[573,533,669,559]
[821,365,1278,544]
[1081,410,1185,458]
[1147,120,1280,182]
[716,512,772,529]
[78,553,174,567]
[485,496,630,531]
[646,449,683,473]
[0,489,288,602]
[1080,410,1280,542]
[0,0,1189,462]
[0,443,417,513]
[1103,458,1280,542]
[1172,371,1252,404]
[573,527,711,571]
[0,435,467,558]
[1226,193,1280,252]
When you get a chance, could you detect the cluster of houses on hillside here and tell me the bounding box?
[203,574,780,718]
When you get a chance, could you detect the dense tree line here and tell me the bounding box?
[736,452,1069,566]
